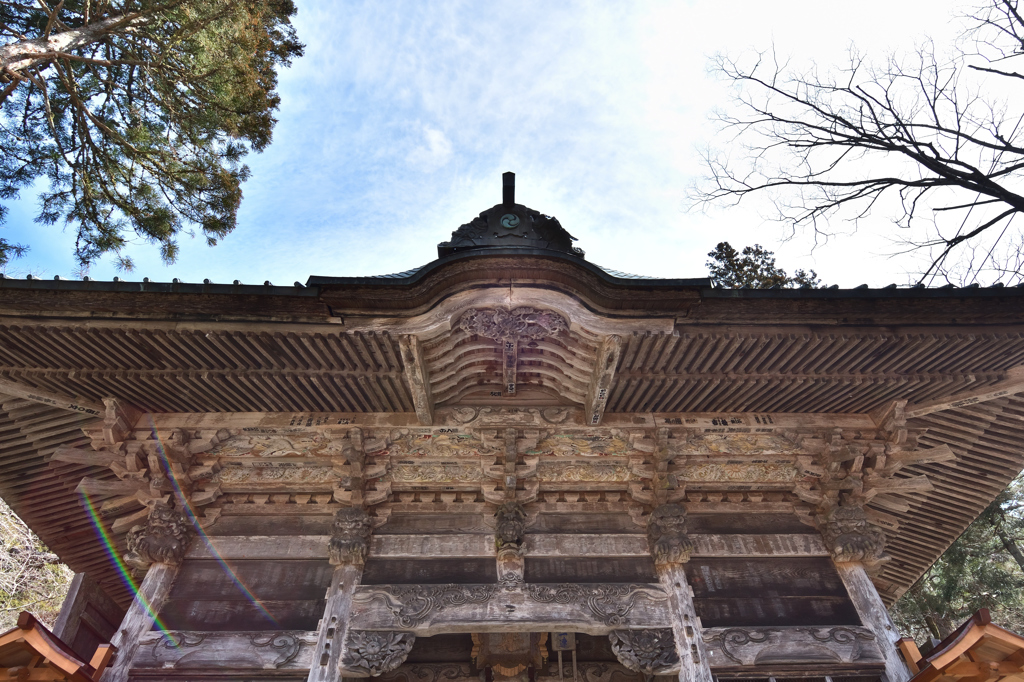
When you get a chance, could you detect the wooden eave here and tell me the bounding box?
[3,251,1024,608]
[0,612,113,682]
[904,610,1024,682]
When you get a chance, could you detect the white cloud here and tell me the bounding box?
[406,126,454,171]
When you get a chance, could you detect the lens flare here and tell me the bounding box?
[77,491,173,636]
[145,418,280,627]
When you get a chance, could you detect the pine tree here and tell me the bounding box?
[706,242,821,289]
[0,0,304,270]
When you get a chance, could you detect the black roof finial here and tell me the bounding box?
[503,171,515,205]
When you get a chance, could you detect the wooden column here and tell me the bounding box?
[648,505,713,682]
[308,563,363,682]
[100,563,176,682]
[835,562,911,682]
[657,563,713,682]
[307,507,373,682]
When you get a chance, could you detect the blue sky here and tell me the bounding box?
[1,0,965,286]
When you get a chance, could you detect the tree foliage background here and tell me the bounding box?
[891,472,1024,642]
[0,498,72,630]
[0,0,303,271]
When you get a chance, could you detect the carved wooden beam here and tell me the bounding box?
[132,631,317,672]
[184,533,828,561]
[585,335,621,426]
[349,583,672,635]
[904,365,1024,418]
[0,376,104,415]
[398,335,434,425]
[703,625,885,669]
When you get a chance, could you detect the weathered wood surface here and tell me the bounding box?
[349,583,672,635]
[101,563,176,682]
[685,558,849,599]
[159,599,326,632]
[168,560,333,601]
[657,564,713,682]
[361,558,497,585]
[703,625,885,669]
[0,376,104,415]
[905,366,1024,418]
[585,334,622,426]
[308,564,361,682]
[399,335,434,426]
[835,562,911,682]
[524,557,658,583]
[185,534,826,561]
[133,631,318,670]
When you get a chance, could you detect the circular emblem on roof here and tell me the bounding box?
[500,214,520,229]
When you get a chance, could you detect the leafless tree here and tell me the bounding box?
[0,499,72,630]
[692,0,1024,284]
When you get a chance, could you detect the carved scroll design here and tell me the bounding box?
[607,629,680,676]
[707,626,883,667]
[525,584,668,627]
[674,461,797,483]
[354,585,498,628]
[342,630,416,677]
[124,502,194,569]
[147,632,301,669]
[459,307,568,341]
[673,432,804,456]
[214,465,343,485]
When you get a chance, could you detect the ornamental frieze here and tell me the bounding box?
[671,432,806,456]
[537,462,638,483]
[673,461,799,483]
[208,433,353,459]
[528,435,631,458]
[213,464,345,487]
[388,462,484,484]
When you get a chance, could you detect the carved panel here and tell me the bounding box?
[525,584,669,627]
[342,630,417,677]
[209,433,352,458]
[674,461,798,483]
[704,626,884,667]
[214,464,344,488]
[135,631,312,670]
[538,462,638,482]
[389,462,484,484]
[607,629,680,676]
[385,432,498,458]
[529,435,630,458]
[671,433,805,456]
[444,407,574,427]
[352,583,671,632]
[459,307,568,340]
[355,584,499,628]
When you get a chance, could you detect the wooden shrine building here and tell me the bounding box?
[2,173,1024,682]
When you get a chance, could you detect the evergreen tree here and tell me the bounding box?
[706,242,821,289]
[891,473,1024,642]
[0,0,303,270]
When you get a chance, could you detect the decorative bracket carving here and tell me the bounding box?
[647,504,693,566]
[340,630,416,677]
[329,507,373,566]
[607,629,680,676]
[819,505,890,569]
[123,502,195,569]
